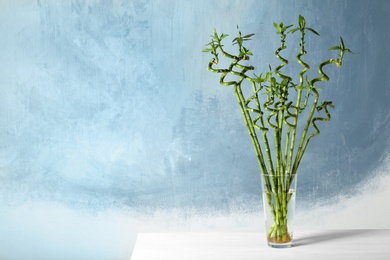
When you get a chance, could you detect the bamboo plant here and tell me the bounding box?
[203,15,352,244]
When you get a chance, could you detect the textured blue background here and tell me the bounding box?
[0,0,389,259]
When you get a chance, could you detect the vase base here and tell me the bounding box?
[267,233,293,248]
[267,241,292,248]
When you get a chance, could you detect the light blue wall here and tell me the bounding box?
[0,0,389,259]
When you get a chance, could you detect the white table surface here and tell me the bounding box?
[130,229,390,260]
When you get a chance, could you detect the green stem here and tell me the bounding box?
[287,29,308,176]
[292,58,338,174]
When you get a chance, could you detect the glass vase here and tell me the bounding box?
[261,174,297,248]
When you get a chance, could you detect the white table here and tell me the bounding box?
[131,230,390,260]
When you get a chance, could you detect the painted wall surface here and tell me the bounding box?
[0,0,389,259]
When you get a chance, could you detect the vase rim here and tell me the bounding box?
[262,173,296,176]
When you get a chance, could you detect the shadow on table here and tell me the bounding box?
[293,229,379,247]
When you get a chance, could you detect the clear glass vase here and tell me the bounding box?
[261,174,297,248]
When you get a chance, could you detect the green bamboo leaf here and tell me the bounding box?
[213,28,218,38]
[298,15,306,29]
[338,37,356,53]
[340,37,345,50]
[328,46,341,51]
[264,71,272,80]
[270,77,276,87]
[306,27,320,36]
[273,22,282,33]
[253,74,265,83]
[282,24,293,33]
[220,33,229,40]
[243,33,255,39]
[232,37,243,46]
[202,48,212,52]
[288,27,300,34]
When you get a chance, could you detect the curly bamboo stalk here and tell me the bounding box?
[292,60,339,174]
[206,33,277,219]
[273,23,293,191]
